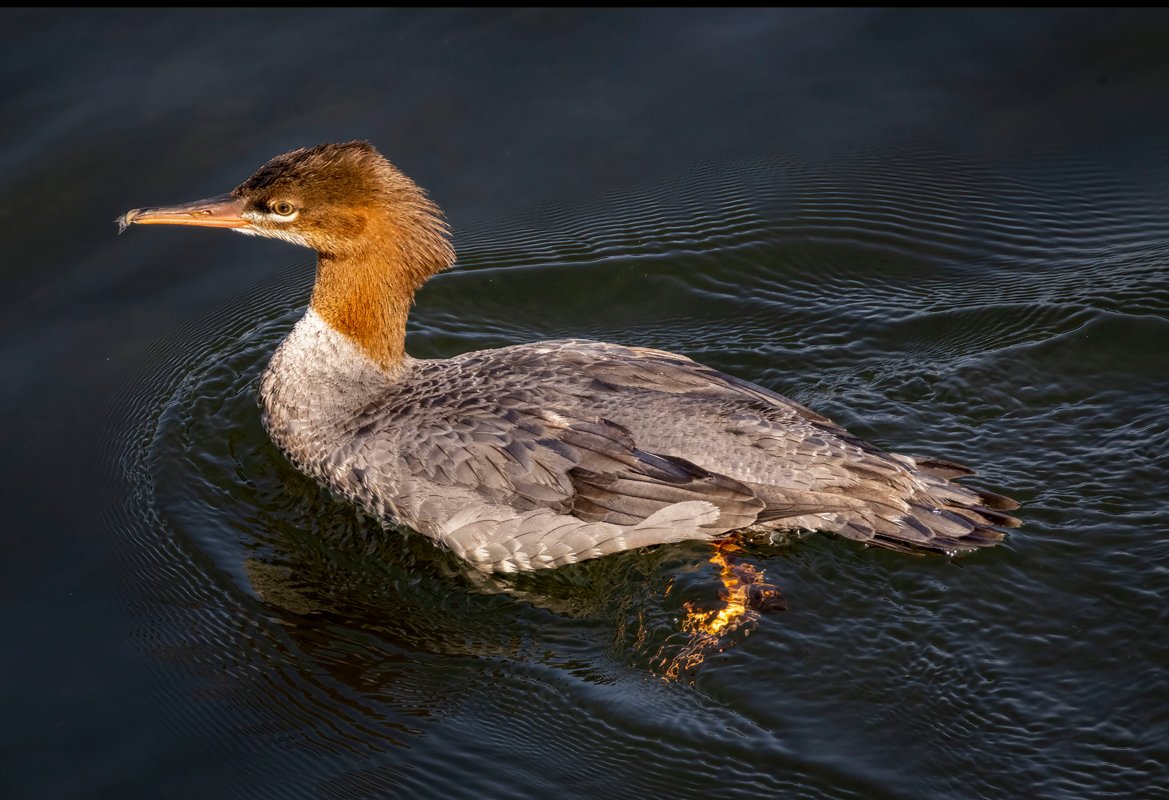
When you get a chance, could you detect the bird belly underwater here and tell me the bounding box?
[121,141,1019,573]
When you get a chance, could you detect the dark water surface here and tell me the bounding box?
[3,9,1168,798]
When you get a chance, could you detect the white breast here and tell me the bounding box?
[259,309,399,486]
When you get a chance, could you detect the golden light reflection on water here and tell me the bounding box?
[661,542,784,681]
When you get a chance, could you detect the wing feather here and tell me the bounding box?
[344,339,1018,571]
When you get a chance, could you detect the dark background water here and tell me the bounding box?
[3,9,1168,799]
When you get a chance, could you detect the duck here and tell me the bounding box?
[119,141,1019,573]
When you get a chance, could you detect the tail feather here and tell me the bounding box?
[974,488,1020,512]
[749,450,1019,555]
[897,454,977,480]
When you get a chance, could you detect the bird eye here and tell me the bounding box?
[269,200,297,217]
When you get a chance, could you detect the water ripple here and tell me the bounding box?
[104,143,1169,798]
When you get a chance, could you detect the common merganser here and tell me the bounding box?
[119,141,1019,573]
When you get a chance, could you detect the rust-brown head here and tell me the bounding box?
[120,141,455,281]
[120,142,456,367]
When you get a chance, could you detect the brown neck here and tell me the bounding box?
[308,210,454,371]
[311,249,412,369]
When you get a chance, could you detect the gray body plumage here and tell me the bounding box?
[261,310,1016,573]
